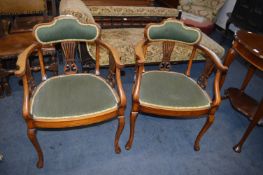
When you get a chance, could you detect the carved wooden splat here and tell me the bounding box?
[61,42,78,74]
[107,53,116,87]
[159,41,175,71]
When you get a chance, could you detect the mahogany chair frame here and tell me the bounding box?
[125,18,228,151]
[15,16,126,168]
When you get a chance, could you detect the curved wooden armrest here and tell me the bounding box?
[97,40,124,69]
[135,39,147,65]
[96,40,126,110]
[15,43,41,77]
[197,44,228,72]
[211,70,222,108]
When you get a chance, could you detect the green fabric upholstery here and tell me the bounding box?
[147,19,201,45]
[139,71,211,110]
[31,74,118,119]
[35,16,99,44]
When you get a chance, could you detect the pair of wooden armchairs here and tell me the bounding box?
[15,15,227,168]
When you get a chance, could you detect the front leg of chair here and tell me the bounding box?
[194,113,215,151]
[125,111,138,150]
[114,116,125,154]
[27,128,44,168]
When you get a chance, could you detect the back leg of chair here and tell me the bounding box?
[194,113,215,151]
[0,81,3,98]
[27,128,44,168]
[114,116,125,154]
[3,77,11,96]
[125,111,138,150]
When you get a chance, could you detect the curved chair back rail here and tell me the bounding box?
[15,15,126,168]
[145,19,201,45]
[34,15,101,44]
[125,18,227,152]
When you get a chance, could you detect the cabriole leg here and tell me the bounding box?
[125,111,138,150]
[194,113,215,151]
[27,128,44,168]
[114,116,125,154]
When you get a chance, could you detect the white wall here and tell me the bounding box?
[215,0,238,31]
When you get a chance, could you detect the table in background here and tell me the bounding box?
[220,30,263,153]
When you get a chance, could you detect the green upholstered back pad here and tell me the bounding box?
[35,17,99,44]
[147,20,201,44]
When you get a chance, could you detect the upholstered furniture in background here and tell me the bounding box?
[60,0,225,67]
[178,0,225,22]
[125,19,228,151]
[82,0,154,6]
[15,16,126,168]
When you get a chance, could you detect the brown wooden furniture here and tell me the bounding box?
[220,30,263,153]
[15,16,126,168]
[125,18,227,151]
[94,16,171,29]
[88,6,179,29]
[0,0,57,97]
[158,0,179,7]
[83,0,154,6]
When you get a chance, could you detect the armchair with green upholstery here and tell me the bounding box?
[15,15,126,168]
[178,0,226,22]
[125,18,228,151]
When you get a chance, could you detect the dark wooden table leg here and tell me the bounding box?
[233,99,263,153]
[2,76,11,96]
[240,65,255,92]
[0,67,11,97]
[0,80,4,98]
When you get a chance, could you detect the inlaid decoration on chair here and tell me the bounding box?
[125,18,228,151]
[15,15,126,168]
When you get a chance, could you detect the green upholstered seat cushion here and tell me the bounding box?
[139,71,211,110]
[30,74,119,119]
